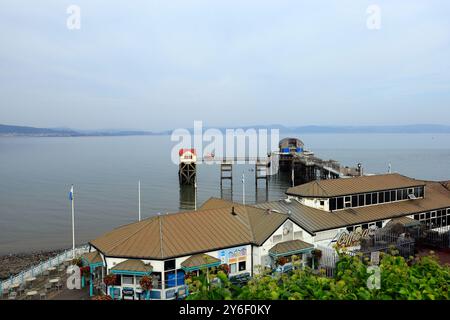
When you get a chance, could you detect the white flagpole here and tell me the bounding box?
[71,185,75,259]
[194,177,197,211]
[242,172,245,205]
[138,180,141,221]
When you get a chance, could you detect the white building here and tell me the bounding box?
[83,173,450,300]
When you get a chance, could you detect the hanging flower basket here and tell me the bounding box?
[277,256,288,266]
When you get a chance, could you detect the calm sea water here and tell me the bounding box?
[1,133,450,255]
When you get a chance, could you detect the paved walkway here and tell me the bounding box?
[50,286,91,300]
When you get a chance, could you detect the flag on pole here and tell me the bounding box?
[69,185,74,201]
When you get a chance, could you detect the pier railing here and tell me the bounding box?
[0,245,89,291]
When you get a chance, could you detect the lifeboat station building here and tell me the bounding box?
[83,173,450,300]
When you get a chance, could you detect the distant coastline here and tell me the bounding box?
[2,123,450,137]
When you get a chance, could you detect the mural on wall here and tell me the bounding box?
[218,246,247,264]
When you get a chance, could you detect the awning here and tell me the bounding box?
[386,216,421,228]
[110,260,153,276]
[269,240,314,258]
[81,251,103,268]
[181,254,221,272]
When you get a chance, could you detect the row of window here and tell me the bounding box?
[229,261,247,273]
[329,186,424,211]
[346,221,383,233]
[272,231,303,244]
[414,209,450,229]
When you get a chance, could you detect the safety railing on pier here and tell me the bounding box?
[0,245,89,291]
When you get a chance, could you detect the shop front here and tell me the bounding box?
[268,239,314,269]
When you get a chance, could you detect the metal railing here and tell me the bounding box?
[0,245,89,292]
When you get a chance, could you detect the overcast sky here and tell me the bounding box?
[0,0,449,130]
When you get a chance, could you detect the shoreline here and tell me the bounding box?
[0,248,67,281]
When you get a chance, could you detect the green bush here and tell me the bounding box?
[187,252,449,300]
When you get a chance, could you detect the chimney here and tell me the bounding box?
[266,209,271,215]
[231,206,237,216]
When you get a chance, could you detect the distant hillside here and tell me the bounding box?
[0,124,79,136]
[0,124,159,137]
[1,123,450,137]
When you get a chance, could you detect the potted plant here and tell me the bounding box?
[217,264,230,276]
[72,257,83,267]
[139,275,153,300]
[277,256,288,266]
[80,266,90,288]
[103,274,117,298]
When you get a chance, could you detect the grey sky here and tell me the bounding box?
[0,0,449,130]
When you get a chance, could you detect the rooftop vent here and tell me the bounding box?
[231,206,237,216]
[408,194,417,200]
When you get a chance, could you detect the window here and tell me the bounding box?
[165,271,176,288]
[164,259,176,271]
[402,189,408,200]
[372,193,378,205]
[365,194,372,206]
[122,276,134,285]
[319,200,325,206]
[229,263,237,274]
[346,226,354,232]
[414,214,419,220]
[391,190,397,202]
[238,261,246,272]
[114,276,122,286]
[330,198,337,211]
[420,213,425,220]
[352,195,358,207]
[135,276,142,286]
[414,187,421,198]
[431,211,436,218]
[408,188,414,195]
[362,224,369,230]
[426,212,431,219]
[376,221,383,228]
[379,192,385,204]
[294,231,303,240]
[385,191,391,203]
[152,272,162,289]
[337,197,344,210]
[345,200,352,208]
[359,194,365,207]
[176,269,185,286]
[273,234,282,243]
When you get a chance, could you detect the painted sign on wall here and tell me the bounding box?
[218,246,247,264]
[336,226,377,248]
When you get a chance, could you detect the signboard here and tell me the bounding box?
[336,226,377,248]
[218,246,247,264]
